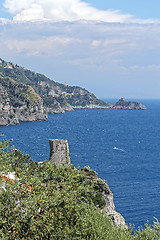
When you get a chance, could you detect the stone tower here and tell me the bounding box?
[49,139,71,166]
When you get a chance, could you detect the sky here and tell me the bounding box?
[0,0,160,99]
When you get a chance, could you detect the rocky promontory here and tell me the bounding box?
[0,58,146,125]
[113,97,146,110]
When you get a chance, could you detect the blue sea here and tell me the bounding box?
[1,99,160,228]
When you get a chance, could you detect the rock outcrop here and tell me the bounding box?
[114,97,146,110]
[102,188,126,228]
[0,77,47,126]
[49,139,126,228]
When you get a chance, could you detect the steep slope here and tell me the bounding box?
[0,138,127,240]
[0,58,146,125]
[0,58,111,114]
[0,75,47,125]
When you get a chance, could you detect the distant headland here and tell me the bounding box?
[0,58,146,126]
[113,97,146,110]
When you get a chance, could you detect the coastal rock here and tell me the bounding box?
[0,58,111,118]
[102,187,126,228]
[0,79,47,126]
[74,104,111,109]
[0,58,147,126]
[49,139,126,228]
[113,97,146,110]
[46,100,74,114]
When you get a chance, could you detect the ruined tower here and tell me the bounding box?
[49,139,71,166]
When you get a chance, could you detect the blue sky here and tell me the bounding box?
[1,0,160,20]
[0,0,160,99]
[84,0,160,18]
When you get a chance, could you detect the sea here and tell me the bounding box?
[1,99,160,228]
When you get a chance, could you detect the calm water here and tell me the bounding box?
[1,99,160,227]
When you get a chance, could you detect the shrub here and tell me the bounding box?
[0,136,160,239]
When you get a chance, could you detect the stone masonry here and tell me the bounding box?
[49,139,71,166]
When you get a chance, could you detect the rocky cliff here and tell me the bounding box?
[0,58,111,116]
[0,58,146,125]
[0,75,47,125]
[49,138,126,228]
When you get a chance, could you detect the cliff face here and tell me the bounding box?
[0,58,146,125]
[0,76,47,126]
[102,189,126,228]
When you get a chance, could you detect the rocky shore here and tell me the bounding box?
[0,58,146,126]
[0,102,47,126]
[0,96,146,126]
[113,97,146,110]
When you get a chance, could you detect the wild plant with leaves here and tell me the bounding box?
[0,136,160,239]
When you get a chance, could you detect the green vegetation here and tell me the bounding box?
[0,76,41,108]
[0,136,160,239]
[0,58,111,111]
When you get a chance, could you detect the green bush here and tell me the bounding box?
[0,136,160,239]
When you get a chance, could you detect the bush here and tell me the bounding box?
[0,136,160,239]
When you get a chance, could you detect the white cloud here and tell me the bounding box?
[1,21,160,66]
[122,65,160,72]
[3,0,158,23]
[14,4,44,21]
[0,17,11,24]
[4,36,81,56]
[0,19,160,98]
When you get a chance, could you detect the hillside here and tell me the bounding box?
[0,74,47,125]
[0,58,146,125]
[0,137,159,239]
[0,58,111,115]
